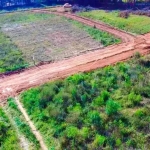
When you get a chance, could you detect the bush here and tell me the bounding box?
[128,92,142,106]
[105,99,121,116]
[118,11,130,19]
[93,134,106,147]
[66,126,79,139]
[88,111,102,126]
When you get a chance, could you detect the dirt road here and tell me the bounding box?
[32,9,135,43]
[0,10,150,102]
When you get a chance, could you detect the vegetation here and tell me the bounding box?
[0,108,21,150]
[0,31,28,73]
[79,10,150,34]
[0,12,55,25]
[4,98,40,150]
[21,54,150,149]
[68,19,121,46]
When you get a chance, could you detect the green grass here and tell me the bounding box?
[0,32,28,73]
[20,54,150,149]
[67,19,121,46]
[0,12,55,25]
[0,108,21,150]
[79,10,150,34]
[4,98,40,150]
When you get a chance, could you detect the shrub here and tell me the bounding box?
[88,111,101,126]
[93,96,104,106]
[118,11,130,19]
[93,134,106,147]
[105,99,121,116]
[66,126,79,139]
[116,138,122,147]
[134,109,145,118]
[128,92,142,106]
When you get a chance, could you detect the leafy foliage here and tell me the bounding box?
[6,98,40,149]
[21,55,150,149]
[0,108,21,150]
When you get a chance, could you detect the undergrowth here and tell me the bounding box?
[5,98,40,150]
[0,108,21,150]
[21,54,150,149]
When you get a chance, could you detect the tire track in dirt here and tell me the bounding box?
[0,10,150,102]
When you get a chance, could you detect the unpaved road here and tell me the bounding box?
[0,10,150,102]
[33,9,135,43]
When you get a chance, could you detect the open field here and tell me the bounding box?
[20,54,150,149]
[0,11,119,72]
[79,10,150,34]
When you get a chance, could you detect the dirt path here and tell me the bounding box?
[15,97,48,150]
[0,10,150,102]
[32,9,135,43]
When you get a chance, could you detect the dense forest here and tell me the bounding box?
[21,53,150,149]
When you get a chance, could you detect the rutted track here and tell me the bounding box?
[0,10,150,102]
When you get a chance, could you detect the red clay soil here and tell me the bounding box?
[0,10,150,103]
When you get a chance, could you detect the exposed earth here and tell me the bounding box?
[0,9,150,103]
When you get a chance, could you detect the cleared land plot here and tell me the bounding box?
[0,12,119,67]
[79,10,150,34]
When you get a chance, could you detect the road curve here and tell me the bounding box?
[0,10,150,102]
[32,9,135,43]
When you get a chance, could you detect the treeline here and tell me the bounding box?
[0,0,150,8]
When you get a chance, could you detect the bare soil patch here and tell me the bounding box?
[1,15,101,65]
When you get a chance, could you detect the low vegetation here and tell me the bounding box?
[0,32,27,73]
[4,98,40,150]
[68,19,121,46]
[21,54,150,149]
[79,10,150,34]
[0,108,21,150]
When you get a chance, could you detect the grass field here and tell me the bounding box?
[0,12,119,72]
[20,54,150,149]
[79,10,150,34]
